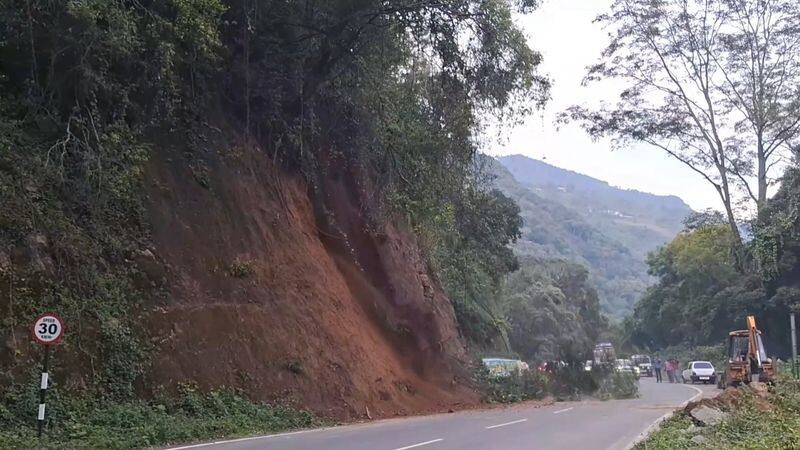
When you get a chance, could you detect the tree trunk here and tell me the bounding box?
[757,138,767,210]
[716,161,744,248]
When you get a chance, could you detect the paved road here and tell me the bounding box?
[168,378,718,450]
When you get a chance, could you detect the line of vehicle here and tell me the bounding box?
[393,438,444,450]
[485,418,528,429]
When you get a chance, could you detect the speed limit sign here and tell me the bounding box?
[30,312,65,438]
[31,313,65,346]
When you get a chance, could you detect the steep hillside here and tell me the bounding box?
[0,0,548,427]
[489,156,690,318]
[499,155,691,259]
[139,143,479,419]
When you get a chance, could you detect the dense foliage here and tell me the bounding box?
[625,168,800,356]
[503,257,605,362]
[0,0,550,409]
[492,155,688,318]
[0,384,319,449]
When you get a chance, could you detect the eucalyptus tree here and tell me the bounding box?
[721,0,800,208]
[565,0,800,246]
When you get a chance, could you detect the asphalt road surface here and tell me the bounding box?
[168,377,719,450]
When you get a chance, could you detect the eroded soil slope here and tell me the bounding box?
[142,143,478,420]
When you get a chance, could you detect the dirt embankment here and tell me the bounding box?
[141,141,479,420]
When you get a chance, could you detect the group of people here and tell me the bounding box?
[652,358,682,383]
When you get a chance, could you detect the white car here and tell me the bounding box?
[615,359,640,378]
[682,361,717,384]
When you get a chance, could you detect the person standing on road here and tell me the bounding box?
[654,358,663,383]
[666,359,674,383]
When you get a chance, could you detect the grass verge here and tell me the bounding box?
[635,378,800,449]
[0,385,322,449]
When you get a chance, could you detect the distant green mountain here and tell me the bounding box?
[489,155,692,318]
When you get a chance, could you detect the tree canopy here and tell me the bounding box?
[627,166,800,355]
[566,0,800,246]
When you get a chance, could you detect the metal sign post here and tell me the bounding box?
[31,313,65,438]
[791,312,798,378]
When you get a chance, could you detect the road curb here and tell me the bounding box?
[623,385,703,450]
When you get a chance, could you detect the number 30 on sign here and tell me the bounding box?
[32,313,65,345]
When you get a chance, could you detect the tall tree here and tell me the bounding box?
[721,0,800,208]
[565,0,800,245]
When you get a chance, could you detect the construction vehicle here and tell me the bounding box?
[720,315,776,388]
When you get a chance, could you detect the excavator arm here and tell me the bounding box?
[747,315,762,370]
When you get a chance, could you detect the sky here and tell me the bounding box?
[484,0,722,211]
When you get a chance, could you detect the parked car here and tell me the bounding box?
[615,358,640,379]
[682,361,717,384]
[584,360,593,372]
[631,354,653,377]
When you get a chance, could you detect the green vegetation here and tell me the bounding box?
[477,369,551,404]
[636,379,800,449]
[0,0,227,403]
[0,385,319,450]
[623,167,800,356]
[0,0,553,442]
[490,156,686,319]
[477,366,638,404]
[595,372,639,401]
[0,0,551,365]
[503,257,605,362]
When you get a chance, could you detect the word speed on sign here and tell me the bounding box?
[32,313,65,345]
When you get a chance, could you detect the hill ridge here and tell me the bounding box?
[488,154,692,318]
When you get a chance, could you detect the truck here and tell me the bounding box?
[593,342,616,367]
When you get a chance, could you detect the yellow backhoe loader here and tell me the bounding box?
[720,316,776,388]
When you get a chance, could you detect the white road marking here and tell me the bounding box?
[393,438,444,450]
[485,418,528,429]
[165,429,325,450]
[553,407,574,414]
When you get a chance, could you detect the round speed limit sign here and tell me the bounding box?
[31,313,65,345]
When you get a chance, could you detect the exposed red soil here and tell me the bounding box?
[141,142,479,420]
[683,382,773,414]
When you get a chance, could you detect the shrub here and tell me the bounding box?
[0,385,321,450]
[226,259,256,278]
[476,368,550,404]
[595,372,639,400]
[636,377,800,449]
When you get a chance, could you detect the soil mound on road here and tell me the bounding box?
[142,140,478,420]
[684,382,773,416]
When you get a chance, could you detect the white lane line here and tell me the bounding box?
[393,438,444,450]
[553,407,574,414]
[165,429,324,449]
[485,418,528,429]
